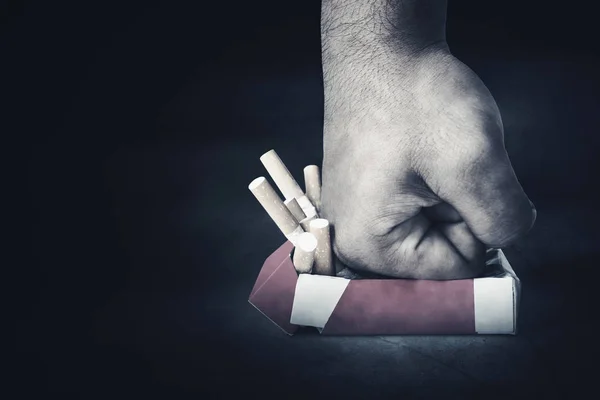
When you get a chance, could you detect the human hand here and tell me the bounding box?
[320,39,535,279]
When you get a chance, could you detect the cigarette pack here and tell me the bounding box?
[248,241,520,335]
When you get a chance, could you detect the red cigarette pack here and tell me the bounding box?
[249,241,520,335]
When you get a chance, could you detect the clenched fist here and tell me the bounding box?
[320,0,535,279]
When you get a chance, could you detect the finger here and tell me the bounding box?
[422,202,462,223]
[383,214,486,280]
[436,221,486,266]
[435,141,536,248]
[423,204,486,264]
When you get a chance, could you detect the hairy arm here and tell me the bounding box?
[321,0,449,58]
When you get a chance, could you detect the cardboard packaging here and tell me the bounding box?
[249,241,521,335]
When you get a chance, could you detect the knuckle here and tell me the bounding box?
[455,136,498,172]
[431,135,500,186]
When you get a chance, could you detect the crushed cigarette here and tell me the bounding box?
[260,149,304,201]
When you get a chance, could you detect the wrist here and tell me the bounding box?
[321,0,449,60]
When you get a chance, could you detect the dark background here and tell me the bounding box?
[8,0,599,398]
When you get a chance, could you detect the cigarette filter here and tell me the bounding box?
[259,149,305,201]
[249,177,304,245]
[309,218,334,276]
[259,150,318,219]
[292,232,318,274]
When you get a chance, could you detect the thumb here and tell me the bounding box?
[434,140,536,248]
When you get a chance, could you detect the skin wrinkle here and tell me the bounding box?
[367,199,422,238]
[386,222,420,271]
[387,217,478,280]
[439,221,485,263]
[438,228,471,269]
[413,218,434,251]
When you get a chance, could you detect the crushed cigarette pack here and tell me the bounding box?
[249,241,520,335]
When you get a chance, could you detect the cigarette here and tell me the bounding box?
[260,149,305,201]
[296,195,318,219]
[284,198,307,222]
[260,149,318,218]
[249,177,304,245]
[309,218,334,276]
[299,215,317,231]
[292,232,318,274]
[303,165,321,211]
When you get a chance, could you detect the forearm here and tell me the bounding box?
[321,0,448,58]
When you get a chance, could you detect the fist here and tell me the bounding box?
[320,46,535,279]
